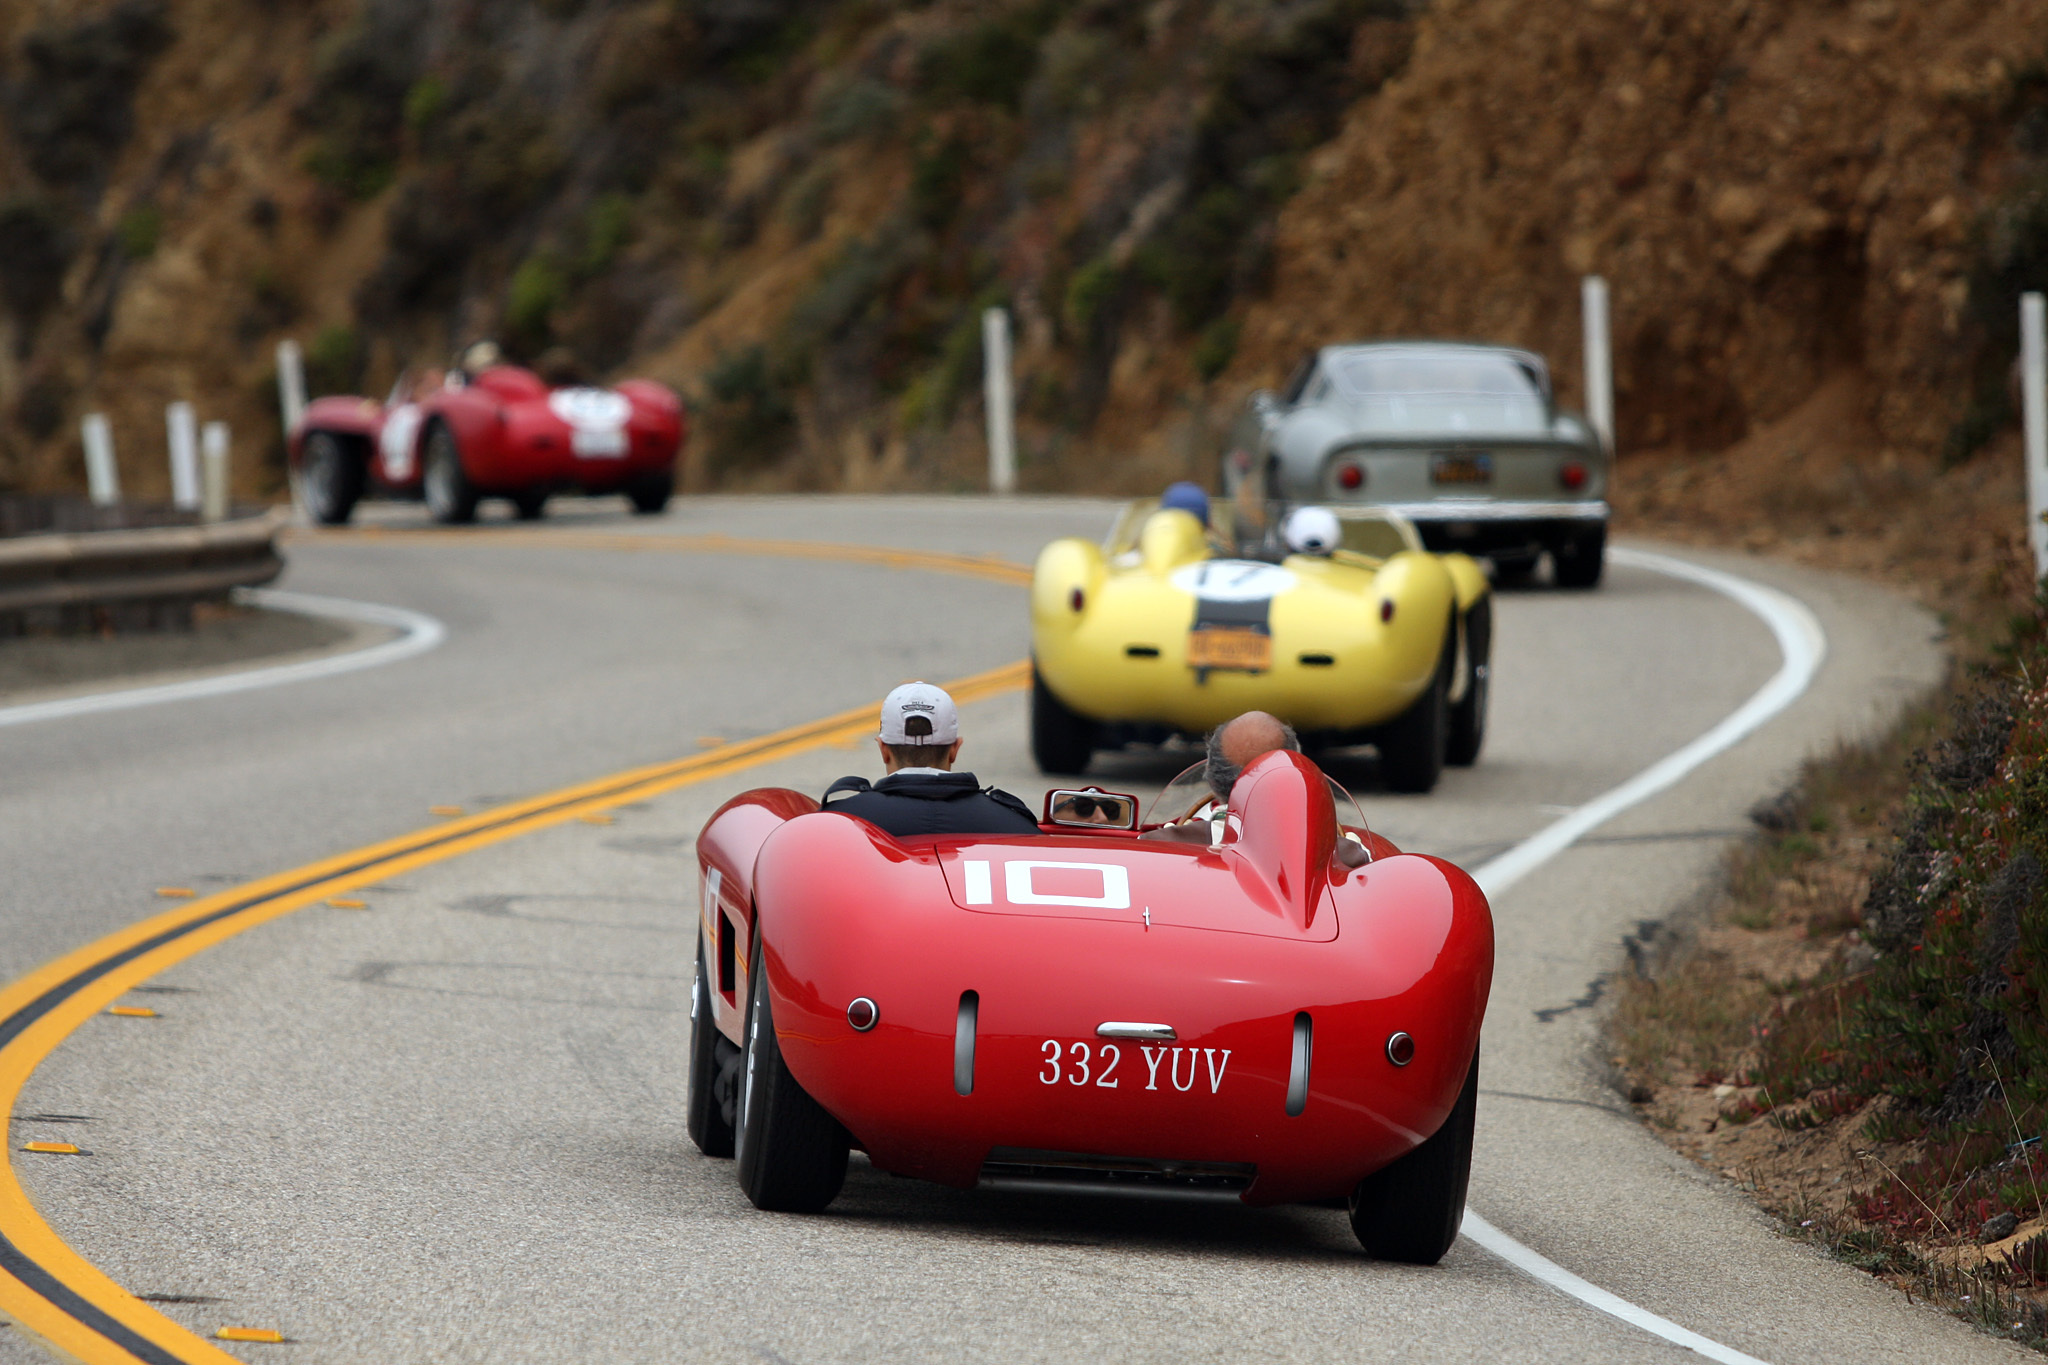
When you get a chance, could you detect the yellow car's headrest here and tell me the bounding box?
[1139,509,1208,575]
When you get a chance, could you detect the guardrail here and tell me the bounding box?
[0,504,287,634]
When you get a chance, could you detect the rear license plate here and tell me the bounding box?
[572,428,629,458]
[1430,452,1493,485]
[1187,628,1271,672]
[1038,1039,1231,1094]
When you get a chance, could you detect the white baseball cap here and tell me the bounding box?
[879,681,959,745]
[1283,505,1342,554]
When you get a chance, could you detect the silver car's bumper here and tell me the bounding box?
[1364,500,1609,523]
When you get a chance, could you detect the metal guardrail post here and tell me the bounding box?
[167,402,201,511]
[983,307,1017,495]
[276,339,307,433]
[2025,294,2048,581]
[81,415,119,507]
[201,422,230,524]
[1581,276,1615,460]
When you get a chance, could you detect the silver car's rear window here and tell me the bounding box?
[1331,353,1541,398]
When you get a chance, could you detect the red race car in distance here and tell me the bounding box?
[688,749,1494,1264]
[290,363,686,525]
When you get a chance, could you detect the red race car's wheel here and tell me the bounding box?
[1348,1044,1478,1264]
[686,933,738,1158]
[423,422,479,525]
[626,473,673,516]
[734,933,848,1212]
[1377,615,1452,794]
[300,431,363,526]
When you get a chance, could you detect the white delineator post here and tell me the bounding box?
[983,306,1017,495]
[166,401,200,511]
[276,338,307,433]
[1581,275,1615,458]
[201,421,230,523]
[82,414,119,507]
[2024,292,2048,581]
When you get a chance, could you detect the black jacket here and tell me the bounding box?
[821,770,1041,839]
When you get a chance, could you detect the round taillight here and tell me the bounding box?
[1386,1031,1415,1066]
[847,997,878,1032]
[1336,461,1365,491]
[1379,598,1395,624]
[1559,461,1587,491]
[1068,586,1086,613]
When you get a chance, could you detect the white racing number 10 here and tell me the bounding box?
[1037,1042,1231,1094]
[962,859,1130,909]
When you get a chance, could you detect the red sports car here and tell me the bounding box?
[289,364,686,524]
[687,749,1494,1263]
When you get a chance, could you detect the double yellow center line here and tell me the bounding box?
[0,531,1032,1363]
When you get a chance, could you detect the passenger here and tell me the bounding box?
[1282,505,1342,556]
[822,682,1042,838]
[1144,710,1366,865]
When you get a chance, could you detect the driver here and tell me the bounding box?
[1144,711,1367,865]
[822,682,1041,838]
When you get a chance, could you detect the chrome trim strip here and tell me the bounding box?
[1360,500,1610,522]
[1285,1012,1313,1116]
[1096,1021,1176,1041]
[954,992,978,1095]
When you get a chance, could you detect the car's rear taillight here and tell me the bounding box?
[1334,461,1365,491]
[1559,460,1588,491]
[1068,586,1086,613]
[1379,598,1395,624]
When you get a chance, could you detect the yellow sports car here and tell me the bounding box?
[1030,501,1491,792]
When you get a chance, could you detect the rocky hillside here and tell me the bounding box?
[2,0,2046,530]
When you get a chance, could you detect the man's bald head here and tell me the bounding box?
[1205,711,1301,804]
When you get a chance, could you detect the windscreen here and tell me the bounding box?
[1327,352,1547,431]
[1147,760,1371,835]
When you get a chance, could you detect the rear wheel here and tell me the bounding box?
[1489,554,1538,587]
[735,933,849,1212]
[1349,1045,1479,1264]
[1377,618,1451,793]
[423,424,479,525]
[1445,597,1490,768]
[1030,663,1097,775]
[301,432,363,526]
[512,490,548,520]
[686,934,739,1158]
[1552,525,1606,589]
[627,473,674,515]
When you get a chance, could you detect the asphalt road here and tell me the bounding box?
[0,495,2011,1363]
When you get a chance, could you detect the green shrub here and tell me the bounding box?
[918,17,1045,110]
[1192,316,1240,381]
[814,75,902,143]
[404,74,448,134]
[704,344,797,473]
[910,137,971,231]
[1062,255,1122,338]
[116,202,161,259]
[0,198,73,327]
[578,193,636,278]
[304,324,363,398]
[506,255,565,350]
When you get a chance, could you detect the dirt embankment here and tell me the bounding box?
[1,0,2045,597]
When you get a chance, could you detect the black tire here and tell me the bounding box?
[1377,618,1452,794]
[1445,597,1490,768]
[1552,525,1606,589]
[1029,663,1097,775]
[512,490,548,521]
[423,423,479,524]
[1349,1045,1479,1264]
[735,933,848,1213]
[686,934,739,1158]
[1489,554,1538,587]
[300,431,363,526]
[627,473,674,515]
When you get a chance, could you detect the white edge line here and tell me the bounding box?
[1461,546,1826,1365]
[0,587,446,729]
[1462,1213,1772,1365]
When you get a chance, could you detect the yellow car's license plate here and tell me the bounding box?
[1187,629,1272,671]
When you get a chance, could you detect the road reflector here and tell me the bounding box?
[215,1327,285,1343]
[155,887,196,899]
[21,1143,80,1155]
[326,898,367,909]
[578,813,613,825]
[107,1006,156,1018]
[429,805,464,817]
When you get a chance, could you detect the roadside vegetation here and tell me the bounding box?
[1613,586,2048,1350]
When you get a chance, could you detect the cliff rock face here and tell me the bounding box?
[0,0,2041,510]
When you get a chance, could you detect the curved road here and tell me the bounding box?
[0,496,2008,1363]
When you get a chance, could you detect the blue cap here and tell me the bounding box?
[1160,481,1210,527]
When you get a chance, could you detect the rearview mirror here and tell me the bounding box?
[1043,787,1138,830]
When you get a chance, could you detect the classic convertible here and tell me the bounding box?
[1029,500,1491,791]
[686,750,1494,1264]
[1223,341,1609,587]
[290,362,685,524]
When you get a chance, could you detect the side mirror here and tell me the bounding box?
[1043,787,1139,830]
